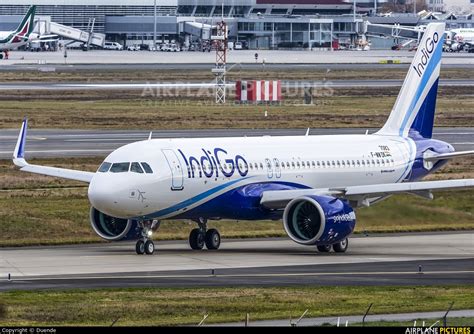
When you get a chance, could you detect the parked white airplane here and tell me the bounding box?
[0,6,36,59]
[367,22,474,52]
[445,28,474,52]
[13,23,474,255]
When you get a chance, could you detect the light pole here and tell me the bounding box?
[153,0,157,49]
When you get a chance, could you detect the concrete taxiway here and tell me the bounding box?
[2,49,474,65]
[0,78,472,91]
[0,232,473,290]
[0,127,473,159]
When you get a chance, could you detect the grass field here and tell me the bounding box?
[0,67,472,130]
[0,286,472,326]
[0,86,472,129]
[0,157,472,246]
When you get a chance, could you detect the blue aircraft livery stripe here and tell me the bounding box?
[399,35,444,136]
[141,177,252,219]
[139,179,309,220]
[17,119,28,159]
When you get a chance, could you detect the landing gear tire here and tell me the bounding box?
[333,238,349,253]
[189,228,205,250]
[145,240,155,255]
[317,245,331,252]
[136,239,145,254]
[205,228,221,250]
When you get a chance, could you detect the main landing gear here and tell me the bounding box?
[189,218,221,250]
[316,238,349,253]
[135,220,160,255]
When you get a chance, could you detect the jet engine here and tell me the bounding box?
[90,207,140,241]
[282,195,356,246]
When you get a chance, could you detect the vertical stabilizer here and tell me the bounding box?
[14,5,36,39]
[377,23,445,138]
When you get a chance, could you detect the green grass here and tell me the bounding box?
[0,86,472,129]
[0,187,472,246]
[0,286,473,326]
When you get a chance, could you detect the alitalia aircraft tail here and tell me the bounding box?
[13,5,36,40]
[377,23,445,139]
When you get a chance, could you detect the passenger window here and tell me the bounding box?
[291,162,295,168]
[259,163,264,169]
[321,161,325,167]
[312,161,315,167]
[141,162,153,174]
[131,162,144,174]
[98,162,111,173]
[110,162,130,173]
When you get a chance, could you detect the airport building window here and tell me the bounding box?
[141,162,154,174]
[131,162,144,174]
[98,162,111,173]
[110,162,130,173]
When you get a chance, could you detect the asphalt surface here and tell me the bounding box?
[0,78,472,91]
[0,127,473,159]
[218,309,474,326]
[1,63,473,71]
[0,232,473,291]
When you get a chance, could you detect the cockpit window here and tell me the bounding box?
[131,162,144,174]
[141,162,153,174]
[98,162,111,173]
[110,162,130,173]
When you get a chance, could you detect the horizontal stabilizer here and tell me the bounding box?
[424,150,474,162]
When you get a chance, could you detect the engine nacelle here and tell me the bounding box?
[283,195,356,246]
[90,207,140,241]
[451,42,461,51]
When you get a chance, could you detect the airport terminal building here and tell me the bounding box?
[0,0,473,49]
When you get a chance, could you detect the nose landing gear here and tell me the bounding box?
[135,220,160,255]
[189,218,221,250]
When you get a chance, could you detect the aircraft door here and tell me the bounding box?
[265,158,273,179]
[161,149,184,190]
[273,158,281,178]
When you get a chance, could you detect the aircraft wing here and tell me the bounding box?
[424,150,474,162]
[12,119,94,183]
[260,179,474,209]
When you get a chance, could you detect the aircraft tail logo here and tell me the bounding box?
[377,23,445,139]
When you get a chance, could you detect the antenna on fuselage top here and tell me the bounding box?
[148,131,153,140]
[305,128,310,136]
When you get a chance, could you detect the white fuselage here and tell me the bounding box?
[448,28,474,45]
[88,134,417,220]
[0,30,28,51]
